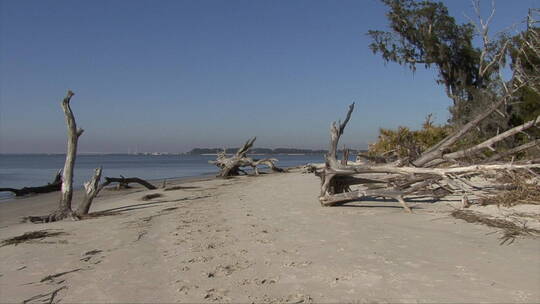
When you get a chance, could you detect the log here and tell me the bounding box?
[210,137,284,177]
[320,188,412,212]
[325,162,540,177]
[314,103,540,212]
[425,115,540,167]
[484,139,540,162]
[0,170,62,197]
[98,176,157,192]
[412,97,507,167]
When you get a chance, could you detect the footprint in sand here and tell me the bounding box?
[184,256,213,264]
[238,278,278,286]
[205,261,252,278]
[283,261,312,268]
[203,288,230,302]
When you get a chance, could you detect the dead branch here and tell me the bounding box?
[484,139,540,162]
[98,176,157,191]
[426,115,540,167]
[412,97,507,167]
[209,137,284,177]
[75,167,103,216]
[314,103,540,212]
[0,170,61,197]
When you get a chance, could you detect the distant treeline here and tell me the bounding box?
[188,148,366,155]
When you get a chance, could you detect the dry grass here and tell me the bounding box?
[1,230,67,247]
[451,209,540,245]
[480,171,540,207]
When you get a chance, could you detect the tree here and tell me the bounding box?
[507,10,540,143]
[48,90,84,221]
[368,0,539,160]
[368,0,486,124]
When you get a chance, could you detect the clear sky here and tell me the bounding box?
[0,0,537,153]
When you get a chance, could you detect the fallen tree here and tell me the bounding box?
[312,103,540,212]
[209,137,284,177]
[0,170,62,197]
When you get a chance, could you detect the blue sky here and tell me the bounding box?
[0,0,537,153]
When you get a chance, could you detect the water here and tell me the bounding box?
[0,154,325,200]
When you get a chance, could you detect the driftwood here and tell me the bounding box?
[412,97,508,167]
[425,115,539,167]
[26,91,157,223]
[209,137,284,177]
[98,176,157,191]
[29,91,83,222]
[75,167,103,216]
[0,170,62,197]
[27,170,157,221]
[314,103,540,212]
[484,139,540,163]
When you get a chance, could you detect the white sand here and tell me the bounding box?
[0,171,539,303]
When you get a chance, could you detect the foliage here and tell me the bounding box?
[368,0,487,122]
[368,1,538,157]
[508,26,540,139]
[367,0,539,129]
[368,114,451,160]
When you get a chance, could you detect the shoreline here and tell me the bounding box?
[0,173,221,227]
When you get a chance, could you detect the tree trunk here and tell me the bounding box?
[484,139,540,162]
[27,91,83,223]
[58,90,83,217]
[412,97,507,167]
[75,167,102,216]
[425,115,540,167]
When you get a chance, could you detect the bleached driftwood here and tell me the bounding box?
[28,91,84,222]
[98,176,157,191]
[315,103,540,212]
[76,167,103,216]
[26,91,83,222]
[209,137,284,177]
[26,91,157,223]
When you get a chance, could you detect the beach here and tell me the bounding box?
[1,170,539,303]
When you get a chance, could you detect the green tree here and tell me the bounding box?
[508,26,540,127]
[367,0,502,124]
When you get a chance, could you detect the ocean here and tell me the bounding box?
[0,154,326,200]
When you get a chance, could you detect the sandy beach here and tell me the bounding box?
[1,170,539,303]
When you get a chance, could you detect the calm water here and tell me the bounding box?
[0,154,325,200]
